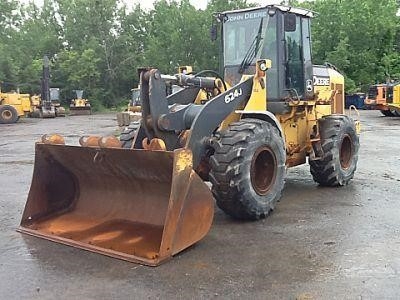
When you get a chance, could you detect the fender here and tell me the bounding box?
[236,110,285,143]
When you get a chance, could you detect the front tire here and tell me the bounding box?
[209,119,286,220]
[119,121,141,149]
[0,105,19,124]
[310,115,359,186]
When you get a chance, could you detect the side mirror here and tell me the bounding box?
[210,24,218,41]
[284,14,296,32]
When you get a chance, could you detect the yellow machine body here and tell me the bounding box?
[0,90,32,123]
[73,98,87,107]
[30,95,41,107]
[223,63,348,168]
[388,83,400,113]
[0,91,32,116]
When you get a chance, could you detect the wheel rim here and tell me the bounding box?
[250,146,277,196]
[340,134,353,169]
[1,109,12,120]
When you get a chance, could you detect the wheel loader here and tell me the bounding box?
[365,82,400,116]
[19,5,360,266]
[0,85,32,124]
[69,90,91,115]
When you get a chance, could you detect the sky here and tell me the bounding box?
[21,0,400,15]
[22,0,284,10]
[130,0,282,10]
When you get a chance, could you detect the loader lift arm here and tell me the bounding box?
[139,68,254,168]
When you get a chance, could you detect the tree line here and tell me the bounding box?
[0,0,399,110]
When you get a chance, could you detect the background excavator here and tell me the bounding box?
[19,5,360,266]
[30,56,66,118]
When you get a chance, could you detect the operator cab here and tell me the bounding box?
[216,5,314,112]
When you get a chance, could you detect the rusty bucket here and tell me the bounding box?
[18,142,214,266]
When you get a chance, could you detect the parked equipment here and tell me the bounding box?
[345,93,366,109]
[365,82,400,116]
[116,87,141,126]
[0,85,32,124]
[69,90,91,115]
[30,56,66,118]
[19,5,360,266]
[117,67,193,127]
[388,83,400,116]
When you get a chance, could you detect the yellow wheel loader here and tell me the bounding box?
[0,84,32,124]
[69,90,91,116]
[19,5,360,266]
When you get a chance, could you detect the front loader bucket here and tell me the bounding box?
[69,107,91,116]
[18,143,214,266]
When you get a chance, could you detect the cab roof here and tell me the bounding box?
[220,5,315,18]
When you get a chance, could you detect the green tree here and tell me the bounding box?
[300,0,399,92]
[0,0,20,84]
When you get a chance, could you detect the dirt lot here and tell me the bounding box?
[0,111,399,299]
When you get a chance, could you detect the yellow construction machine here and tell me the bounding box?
[388,82,400,114]
[69,90,91,115]
[116,87,141,127]
[0,85,32,124]
[19,5,360,266]
[30,88,66,118]
[365,82,400,116]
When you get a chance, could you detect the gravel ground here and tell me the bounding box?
[0,110,399,299]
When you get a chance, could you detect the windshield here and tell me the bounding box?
[75,90,83,99]
[223,9,276,66]
[131,88,141,106]
[368,87,377,100]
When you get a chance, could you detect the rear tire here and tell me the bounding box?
[209,119,286,220]
[0,105,19,124]
[310,115,359,186]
